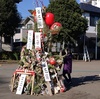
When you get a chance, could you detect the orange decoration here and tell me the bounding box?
[32,10,36,16]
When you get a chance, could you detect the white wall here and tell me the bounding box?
[82,12,96,34]
[24,20,34,29]
[92,0,100,8]
[97,0,100,8]
[13,29,23,42]
[13,19,34,42]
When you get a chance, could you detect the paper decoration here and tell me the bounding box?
[35,32,41,50]
[36,7,43,28]
[42,61,51,81]
[27,30,33,50]
[16,74,26,95]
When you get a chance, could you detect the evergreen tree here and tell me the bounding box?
[46,0,88,46]
[0,0,22,51]
[14,0,22,3]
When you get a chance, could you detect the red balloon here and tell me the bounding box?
[50,22,62,35]
[49,57,56,65]
[45,12,55,26]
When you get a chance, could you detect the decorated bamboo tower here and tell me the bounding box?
[9,0,65,96]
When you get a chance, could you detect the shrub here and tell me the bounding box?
[0,51,20,60]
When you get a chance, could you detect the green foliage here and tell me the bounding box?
[46,0,88,45]
[0,0,22,36]
[14,0,22,3]
[13,52,19,60]
[22,37,27,42]
[2,54,8,60]
[0,51,20,60]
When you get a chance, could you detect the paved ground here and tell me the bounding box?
[0,60,100,99]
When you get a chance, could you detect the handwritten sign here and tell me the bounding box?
[27,30,33,50]
[42,61,51,81]
[36,7,43,28]
[16,74,26,95]
[35,32,41,50]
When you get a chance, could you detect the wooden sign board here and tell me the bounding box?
[11,70,35,95]
[16,74,26,95]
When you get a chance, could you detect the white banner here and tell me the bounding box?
[42,61,51,81]
[36,7,43,28]
[27,30,33,50]
[16,74,26,95]
[35,32,41,49]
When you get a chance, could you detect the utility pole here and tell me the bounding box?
[95,21,98,60]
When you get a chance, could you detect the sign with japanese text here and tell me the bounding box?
[35,32,41,50]
[42,61,51,81]
[16,74,26,95]
[36,7,43,28]
[27,30,33,50]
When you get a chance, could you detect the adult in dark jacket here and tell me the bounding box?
[62,48,72,84]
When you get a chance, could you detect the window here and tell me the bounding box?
[15,39,20,42]
[27,24,32,29]
[15,29,20,33]
[90,14,100,26]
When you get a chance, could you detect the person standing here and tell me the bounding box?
[62,48,72,84]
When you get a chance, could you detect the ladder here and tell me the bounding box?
[83,46,90,62]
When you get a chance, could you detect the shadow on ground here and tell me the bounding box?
[0,77,10,85]
[64,75,100,91]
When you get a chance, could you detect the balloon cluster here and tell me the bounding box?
[44,12,62,35]
[32,7,62,35]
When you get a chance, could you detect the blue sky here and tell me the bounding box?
[17,0,80,19]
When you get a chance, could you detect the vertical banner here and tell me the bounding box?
[42,61,51,81]
[36,7,43,28]
[16,74,26,95]
[27,30,33,50]
[35,32,41,50]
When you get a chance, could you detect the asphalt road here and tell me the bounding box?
[0,60,100,99]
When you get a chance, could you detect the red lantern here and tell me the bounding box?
[50,22,62,35]
[45,12,55,26]
[49,57,56,65]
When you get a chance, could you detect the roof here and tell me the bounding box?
[80,3,100,14]
[21,16,34,25]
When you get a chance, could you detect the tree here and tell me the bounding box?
[46,0,88,46]
[0,0,22,51]
[14,0,22,3]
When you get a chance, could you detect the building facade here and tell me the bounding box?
[13,16,34,42]
[80,1,100,59]
[2,16,34,51]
